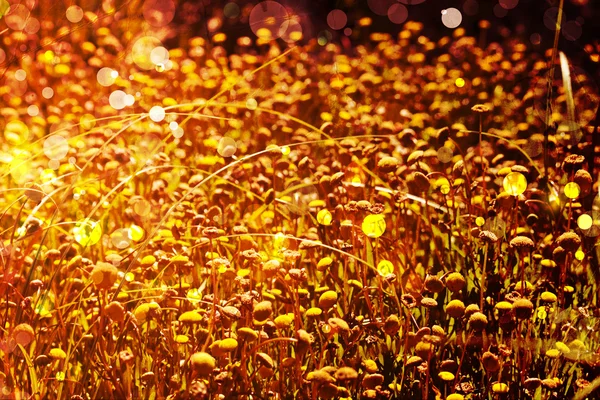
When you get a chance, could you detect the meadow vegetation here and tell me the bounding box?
[0,1,599,399]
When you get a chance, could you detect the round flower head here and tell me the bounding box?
[377,156,399,173]
[479,230,498,244]
[334,366,358,381]
[253,301,273,322]
[471,104,490,113]
[555,232,581,252]
[190,352,216,376]
[468,312,488,331]
[512,298,534,319]
[561,154,585,173]
[445,299,465,318]
[318,290,338,310]
[424,275,445,293]
[90,261,119,290]
[509,236,534,253]
[445,272,466,293]
[574,169,593,195]
[482,351,501,372]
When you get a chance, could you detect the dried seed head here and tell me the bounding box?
[420,297,438,308]
[495,301,513,312]
[479,230,498,243]
[482,351,501,372]
[190,352,216,376]
[13,323,35,346]
[406,171,430,193]
[306,369,335,383]
[471,104,490,113]
[452,159,465,178]
[218,338,238,352]
[318,290,338,310]
[253,301,273,322]
[328,317,350,333]
[510,236,535,252]
[424,275,445,293]
[445,272,466,293]
[445,299,466,318]
[464,304,481,318]
[574,169,593,195]
[237,327,259,342]
[524,378,542,391]
[492,382,509,393]
[407,150,424,166]
[432,325,445,337]
[468,312,488,331]
[562,154,585,173]
[415,341,433,358]
[274,314,293,329]
[363,359,378,373]
[512,298,534,319]
[334,366,358,381]
[90,262,119,290]
[362,373,384,389]
[555,232,581,252]
[378,156,399,173]
[406,355,423,367]
[383,315,400,336]
[317,382,338,399]
[105,301,125,322]
[256,352,275,369]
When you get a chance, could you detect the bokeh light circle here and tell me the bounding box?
[362,214,386,238]
[4,120,30,145]
[97,67,117,87]
[5,4,30,31]
[282,20,303,43]
[388,4,408,25]
[398,0,426,4]
[143,0,176,27]
[73,219,102,247]
[437,146,453,163]
[577,214,592,230]
[132,36,163,70]
[150,46,169,65]
[134,133,164,163]
[249,1,289,40]
[246,98,258,110]
[43,135,69,160]
[133,198,152,216]
[42,87,54,99]
[562,21,582,41]
[543,7,566,31]
[499,0,519,10]
[217,137,237,157]
[564,182,580,199]
[441,8,462,29]
[581,211,600,237]
[503,172,527,196]
[463,0,479,16]
[327,10,347,30]
[111,229,131,249]
[24,17,40,34]
[484,216,507,239]
[367,0,395,16]
[224,2,240,18]
[66,5,83,23]
[109,90,127,110]
[149,106,166,122]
